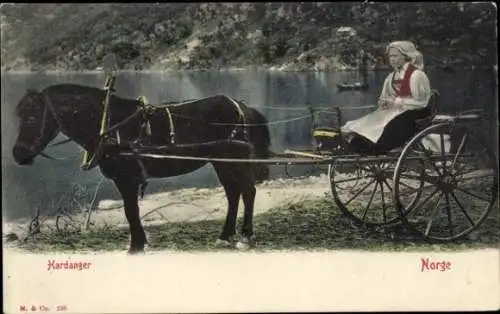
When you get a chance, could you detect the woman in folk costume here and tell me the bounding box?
[341,41,432,154]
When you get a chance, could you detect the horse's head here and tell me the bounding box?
[12,89,60,165]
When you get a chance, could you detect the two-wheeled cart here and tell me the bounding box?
[98,85,498,243]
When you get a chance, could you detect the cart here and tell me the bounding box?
[94,80,498,243]
[311,91,498,242]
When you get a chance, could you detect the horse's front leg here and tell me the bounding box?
[114,178,147,254]
[237,168,257,250]
[213,164,241,247]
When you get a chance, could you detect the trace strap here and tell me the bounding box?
[81,75,115,170]
[164,106,176,144]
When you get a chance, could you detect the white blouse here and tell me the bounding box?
[379,62,432,111]
[341,62,433,143]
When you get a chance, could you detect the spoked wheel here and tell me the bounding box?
[329,158,408,227]
[393,122,499,242]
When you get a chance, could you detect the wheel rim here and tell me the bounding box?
[330,161,400,227]
[394,122,498,241]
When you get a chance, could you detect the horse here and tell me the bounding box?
[12,83,271,253]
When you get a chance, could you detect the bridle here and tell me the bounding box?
[14,88,145,164]
[15,89,62,160]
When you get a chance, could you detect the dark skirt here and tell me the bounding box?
[347,106,432,154]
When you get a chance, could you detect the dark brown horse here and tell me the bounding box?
[12,84,271,253]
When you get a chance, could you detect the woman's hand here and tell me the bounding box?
[378,98,394,109]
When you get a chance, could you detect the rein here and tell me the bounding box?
[98,108,143,140]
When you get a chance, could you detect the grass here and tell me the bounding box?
[13,198,499,253]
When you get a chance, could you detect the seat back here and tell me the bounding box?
[415,89,440,129]
[428,89,440,117]
[311,107,343,151]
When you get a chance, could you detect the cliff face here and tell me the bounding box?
[0,3,496,71]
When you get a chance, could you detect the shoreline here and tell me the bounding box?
[1,64,495,75]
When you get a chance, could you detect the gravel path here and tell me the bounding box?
[3,174,334,236]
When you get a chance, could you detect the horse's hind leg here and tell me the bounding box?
[236,167,257,250]
[213,164,241,247]
[114,178,147,254]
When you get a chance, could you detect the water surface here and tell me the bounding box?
[1,69,496,219]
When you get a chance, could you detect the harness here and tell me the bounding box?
[136,95,247,146]
[164,106,176,144]
[22,86,251,196]
[81,75,116,169]
[136,95,177,144]
[137,95,152,137]
[48,75,248,176]
[226,96,249,141]
[126,95,247,197]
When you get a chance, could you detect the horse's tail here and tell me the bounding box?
[247,107,271,183]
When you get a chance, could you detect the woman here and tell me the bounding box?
[341,41,432,154]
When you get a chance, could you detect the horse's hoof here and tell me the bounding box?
[215,238,234,248]
[235,241,250,251]
[236,235,255,251]
[127,247,145,255]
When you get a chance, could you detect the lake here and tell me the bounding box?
[1,69,497,219]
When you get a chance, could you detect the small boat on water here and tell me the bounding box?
[338,50,370,92]
[337,81,369,91]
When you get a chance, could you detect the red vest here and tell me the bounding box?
[392,64,417,97]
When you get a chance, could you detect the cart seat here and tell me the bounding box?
[415,89,440,129]
[432,113,482,123]
[312,127,343,150]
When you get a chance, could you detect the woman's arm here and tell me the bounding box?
[394,70,431,110]
[378,75,392,101]
[378,75,394,109]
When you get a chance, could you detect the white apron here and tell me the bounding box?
[341,107,406,143]
[341,60,432,144]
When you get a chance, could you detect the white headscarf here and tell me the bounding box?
[386,41,424,70]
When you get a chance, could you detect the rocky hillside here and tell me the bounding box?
[0,3,496,71]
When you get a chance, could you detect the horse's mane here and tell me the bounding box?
[43,83,108,98]
[16,85,249,119]
[16,84,142,116]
